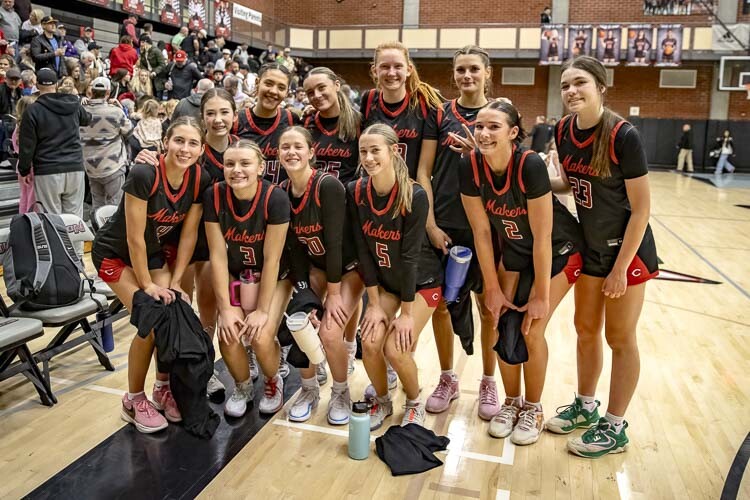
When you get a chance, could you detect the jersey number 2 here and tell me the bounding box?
[569,178,593,208]
[502,220,523,240]
[375,242,391,268]
[239,246,256,266]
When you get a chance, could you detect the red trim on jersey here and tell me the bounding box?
[364,89,376,121]
[483,145,516,196]
[227,180,263,222]
[516,150,533,194]
[557,115,571,146]
[288,169,317,215]
[193,166,202,201]
[213,182,220,216]
[367,176,398,216]
[264,184,275,220]
[450,99,477,127]
[149,161,161,197]
[469,150,480,188]
[285,109,294,126]
[304,115,312,128]
[568,114,595,149]
[314,112,338,137]
[203,137,235,172]
[378,91,409,118]
[418,95,427,119]
[436,104,444,129]
[355,178,363,205]
[159,155,190,204]
[609,120,626,165]
[243,107,282,136]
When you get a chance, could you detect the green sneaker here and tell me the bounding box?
[567,418,629,458]
[546,396,601,434]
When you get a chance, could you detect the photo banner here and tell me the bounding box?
[567,25,593,59]
[159,0,182,27]
[215,1,233,38]
[643,0,716,15]
[596,25,621,66]
[655,24,682,66]
[540,24,564,65]
[122,0,146,15]
[188,0,207,30]
[627,24,653,66]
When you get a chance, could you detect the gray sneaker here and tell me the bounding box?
[259,375,284,414]
[207,370,225,400]
[364,364,398,399]
[316,361,328,385]
[327,386,351,425]
[288,385,319,422]
[401,400,426,427]
[224,381,254,418]
[369,396,393,431]
[278,345,291,379]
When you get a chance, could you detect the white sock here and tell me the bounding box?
[482,374,495,383]
[127,391,144,400]
[345,340,357,352]
[376,394,391,404]
[154,380,169,389]
[441,369,455,378]
[605,412,625,433]
[237,378,252,391]
[406,398,420,407]
[301,376,318,390]
[526,400,543,412]
[577,393,597,412]
[332,380,348,393]
[507,395,524,407]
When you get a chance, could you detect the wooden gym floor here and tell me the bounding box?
[1,171,748,500]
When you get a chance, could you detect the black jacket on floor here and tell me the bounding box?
[375,424,450,476]
[130,290,220,439]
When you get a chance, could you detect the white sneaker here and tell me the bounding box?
[327,387,351,425]
[316,361,328,385]
[288,385,319,422]
[369,396,393,431]
[346,342,357,375]
[207,370,225,399]
[488,399,522,438]
[247,347,259,381]
[259,375,284,414]
[510,405,544,445]
[364,364,398,399]
[224,382,254,417]
[278,345,291,379]
[401,401,426,427]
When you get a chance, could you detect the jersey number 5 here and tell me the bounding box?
[569,178,593,208]
[239,246,256,267]
[502,220,523,240]
[375,242,391,268]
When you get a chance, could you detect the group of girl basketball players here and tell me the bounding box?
[92,41,657,459]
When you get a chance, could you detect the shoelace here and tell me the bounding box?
[432,376,454,399]
[330,389,348,408]
[587,420,611,441]
[264,378,278,398]
[402,404,421,423]
[135,399,159,417]
[517,409,538,431]
[495,404,518,423]
[231,386,251,402]
[479,381,498,406]
[555,398,581,418]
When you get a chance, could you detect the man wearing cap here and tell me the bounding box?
[30,15,67,79]
[215,48,231,72]
[74,26,94,55]
[80,76,132,210]
[87,41,106,77]
[167,50,201,100]
[0,66,21,115]
[137,33,166,98]
[276,47,295,74]
[0,0,21,43]
[56,24,78,57]
[18,67,92,223]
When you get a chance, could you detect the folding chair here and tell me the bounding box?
[88,205,126,319]
[0,317,55,406]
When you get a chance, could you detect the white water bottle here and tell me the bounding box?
[285,312,325,364]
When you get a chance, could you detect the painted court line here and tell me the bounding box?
[272,419,515,465]
[51,377,123,396]
[495,488,511,500]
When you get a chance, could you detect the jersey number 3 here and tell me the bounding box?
[239,246,257,267]
[569,178,593,208]
[375,242,391,268]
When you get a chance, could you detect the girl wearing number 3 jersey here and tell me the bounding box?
[547,56,658,458]
[459,100,583,446]
[347,124,443,430]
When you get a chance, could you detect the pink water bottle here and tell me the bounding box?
[229,270,260,311]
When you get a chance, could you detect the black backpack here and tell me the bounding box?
[2,213,87,310]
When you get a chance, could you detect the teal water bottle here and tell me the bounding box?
[348,401,370,460]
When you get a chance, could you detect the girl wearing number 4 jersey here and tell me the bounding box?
[459,100,583,446]
[548,56,658,458]
[279,126,365,425]
[347,124,443,430]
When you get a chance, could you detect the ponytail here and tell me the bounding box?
[373,41,444,112]
[305,67,361,142]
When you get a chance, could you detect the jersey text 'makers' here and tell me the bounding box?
[232,108,299,184]
[347,177,442,302]
[304,113,360,184]
[460,146,582,269]
[94,157,208,261]
[555,114,654,254]
[360,90,428,179]
[203,179,290,277]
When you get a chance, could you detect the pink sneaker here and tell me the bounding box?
[478,378,500,421]
[152,384,182,423]
[426,373,460,413]
[121,393,168,433]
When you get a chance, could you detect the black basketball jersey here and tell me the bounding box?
[282,169,356,283]
[360,89,429,179]
[460,146,582,261]
[555,114,653,254]
[347,177,442,302]
[304,113,360,184]
[232,107,298,184]
[423,99,482,229]
[199,134,239,183]
[203,179,290,277]
[94,157,208,260]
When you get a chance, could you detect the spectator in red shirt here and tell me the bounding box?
[109,34,138,77]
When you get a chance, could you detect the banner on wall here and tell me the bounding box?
[159,0,182,27]
[596,25,621,66]
[82,0,111,6]
[122,0,146,15]
[655,24,682,67]
[627,24,653,66]
[215,1,233,38]
[233,3,262,27]
[540,24,564,65]
[567,25,592,59]
[643,0,716,15]
[712,24,750,51]
[187,0,207,30]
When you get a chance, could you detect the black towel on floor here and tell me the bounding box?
[375,424,450,476]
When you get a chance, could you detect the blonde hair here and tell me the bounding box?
[361,123,412,218]
[225,138,266,177]
[130,68,153,97]
[29,9,44,24]
[164,99,180,118]
[16,96,37,128]
[372,41,443,111]
[304,67,360,142]
[141,99,161,119]
[453,45,492,96]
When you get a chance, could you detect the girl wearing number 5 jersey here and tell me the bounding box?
[547,56,658,458]
[347,124,443,430]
